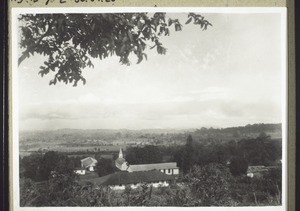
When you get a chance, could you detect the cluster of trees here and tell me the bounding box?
[20,150,118,180]
[20,151,77,182]
[121,133,281,177]
[95,158,115,177]
[237,134,281,166]
[172,134,281,174]
[125,145,163,164]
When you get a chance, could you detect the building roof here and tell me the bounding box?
[247,166,268,173]
[129,162,178,172]
[87,170,175,186]
[81,157,98,168]
[74,167,85,170]
[247,165,280,173]
[115,157,126,165]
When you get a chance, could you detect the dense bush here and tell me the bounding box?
[184,163,235,206]
[96,158,115,177]
[230,170,282,206]
[125,145,163,164]
[229,156,248,176]
[20,151,76,181]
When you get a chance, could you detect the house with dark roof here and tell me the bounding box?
[85,170,175,190]
[81,157,98,172]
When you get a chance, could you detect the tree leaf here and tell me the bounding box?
[127,31,133,42]
[185,17,193,25]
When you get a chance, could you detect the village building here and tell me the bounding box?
[81,157,98,172]
[115,148,130,171]
[129,163,179,175]
[74,167,86,175]
[115,149,179,175]
[246,165,279,178]
[78,148,180,189]
[85,170,175,190]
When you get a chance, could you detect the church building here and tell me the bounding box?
[115,148,130,171]
[115,148,179,175]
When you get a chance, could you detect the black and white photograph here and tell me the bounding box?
[12,7,287,210]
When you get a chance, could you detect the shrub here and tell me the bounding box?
[184,163,235,206]
[229,156,248,176]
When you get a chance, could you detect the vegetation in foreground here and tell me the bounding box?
[20,163,281,207]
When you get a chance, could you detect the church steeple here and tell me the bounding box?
[118,148,123,159]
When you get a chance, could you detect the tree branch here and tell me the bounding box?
[18,21,54,66]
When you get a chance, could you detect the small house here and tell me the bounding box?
[74,167,86,175]
[247,165,268,178]
[81,157,98,172]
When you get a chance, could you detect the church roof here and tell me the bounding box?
[86,170,174,186]
[129,162,178,172]
[115,157,126,165]
[81,157,98,168]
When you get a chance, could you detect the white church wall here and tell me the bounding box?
[165,169,172,175]
[121,163,128,171]
[173,168,179,175]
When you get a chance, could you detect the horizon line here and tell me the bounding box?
[19,122,282,132]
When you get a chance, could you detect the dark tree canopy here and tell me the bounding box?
[96,158,115,177]
[174,134,198,174]
[126,145,163,164]
[20,151,76,181]
[18,13,212,86]
[229,156,248,176]
[184,164,234,206]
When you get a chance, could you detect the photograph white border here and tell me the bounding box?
[11,6,287,211]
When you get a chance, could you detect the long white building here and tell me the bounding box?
[115,148,179,175]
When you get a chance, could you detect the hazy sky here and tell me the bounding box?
[17,12,284,130]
